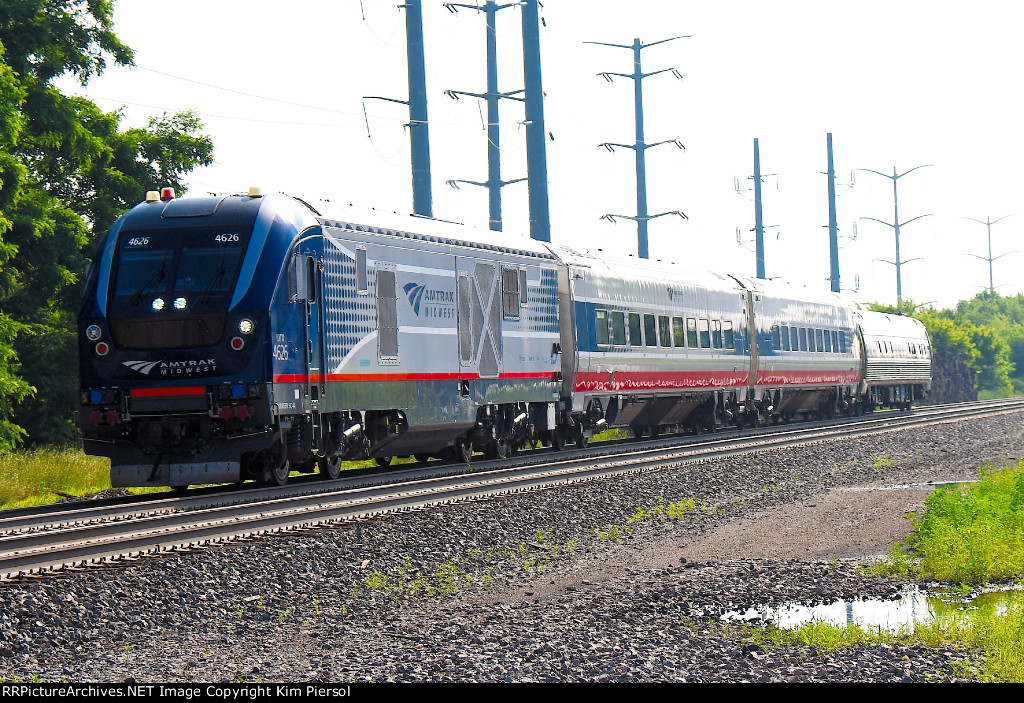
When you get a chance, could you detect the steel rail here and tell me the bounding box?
[3,399,1018,537]
[2,399,1021,579]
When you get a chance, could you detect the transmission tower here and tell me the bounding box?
[963,215,1017,294]
[857,164,932,304]
[444,2,526,232]
[364,0,433,217]
[588,36,689,259]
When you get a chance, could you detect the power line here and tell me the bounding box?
[135,65,358,115]
[70,92,351,127]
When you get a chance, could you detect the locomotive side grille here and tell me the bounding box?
[457,273,473,364]
[473,262,502,378]
[109,316,225,349]
[376,268,399,358]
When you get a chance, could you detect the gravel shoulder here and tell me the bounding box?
[1,411,1022,682]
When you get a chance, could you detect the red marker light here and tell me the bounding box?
[230,337,245,351]
[95,342,110,356]
[160,187,175,201]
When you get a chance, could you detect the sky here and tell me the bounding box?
[58,0,1024,309]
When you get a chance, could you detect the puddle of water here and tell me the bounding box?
[723,585,1024,632]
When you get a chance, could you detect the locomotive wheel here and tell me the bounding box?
[487,438,510,461]
[575,429,589,449]
[455,437,473,464]
[550,427,566,452]
[318,457,341,480]
[375,456,393,468]
[268,461,290,487]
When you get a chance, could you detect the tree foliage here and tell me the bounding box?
[0,1,214,447]
[871,294,1021,397]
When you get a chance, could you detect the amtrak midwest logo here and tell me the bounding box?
[123,359,218,376]
[403,282,455,319]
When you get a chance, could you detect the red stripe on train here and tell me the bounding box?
[273,371,556,383]
[573,369,860,392]
[130,386,206,397]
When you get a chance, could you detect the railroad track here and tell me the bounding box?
[2,398,1022,580]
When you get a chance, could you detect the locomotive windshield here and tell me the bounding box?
[107,226,251,349]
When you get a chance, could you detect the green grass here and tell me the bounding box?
[748,596,1024,682]
[0,448,152,510]
[871,461,1024,585]
[781,459,1024,681]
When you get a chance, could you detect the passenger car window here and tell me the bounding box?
[712,320,723,349]
[687,318,698,348]
[780,324,790,351]
[659,316,671,347]
[643,314,657,347]
[672,317,685,347]
[724,321,735,350]
[595,309,609,345]
[629,313,642,346]
[699,319,710,349]
[610,311,626,345]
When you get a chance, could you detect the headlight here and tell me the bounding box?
[173,297,188,310]
[86,325,102,341]
[238,318,255,335]
[152,297,165,311]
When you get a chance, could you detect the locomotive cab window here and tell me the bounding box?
[107,226,251,350]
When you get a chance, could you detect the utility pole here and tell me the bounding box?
[858,164,932,304]
[753,138,766,279]
[521,0,550,242]
[825,133,840,293]
[444,2,526,231]
[588,36,688,259]
[734,138,776,278]
[365,0,433,217]
[964,215,1016,294]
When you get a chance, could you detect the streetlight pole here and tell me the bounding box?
[963,215,1015,294]
[858,164,932,304]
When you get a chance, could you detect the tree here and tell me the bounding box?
[0,2,214,446]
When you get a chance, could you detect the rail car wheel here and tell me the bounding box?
[550,427,566,452]
[318,457,341,480]
[487,438,511,461]
[455,437,473,464]
[375,456,393,468]
[574,428,589,449]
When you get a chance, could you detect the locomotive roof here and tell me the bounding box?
[312,200,557,261]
